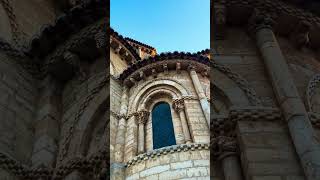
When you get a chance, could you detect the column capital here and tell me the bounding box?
[173,99,185,112]
[212,136,237,160]
[135,110,150,124]
[95,30,106,49]
[248,10,274,34]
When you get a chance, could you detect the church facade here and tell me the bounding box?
[212,0,320,180]
[110,29,211,179]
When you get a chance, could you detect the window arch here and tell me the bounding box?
[152,102,176,149]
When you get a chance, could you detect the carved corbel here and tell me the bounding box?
[176,62,181,73]
[163,64,168,74]
[290,20,311,49]
[214,4,227,40]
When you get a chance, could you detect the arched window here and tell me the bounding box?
[152,102,176,149]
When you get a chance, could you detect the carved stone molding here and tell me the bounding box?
[126,143,209,167]
[211,106,282,137]
[212,60,261,106]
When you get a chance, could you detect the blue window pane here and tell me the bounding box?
[152,102,176,149]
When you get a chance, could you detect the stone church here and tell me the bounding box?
[0,0,108,179]
[212,0,320,180]
[110,28,211,179]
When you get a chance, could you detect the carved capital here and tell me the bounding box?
[135,110,150,124]
[173,99,185,112]
[211,136,237,160]
[95,31,106,48]
[248,10,274,34]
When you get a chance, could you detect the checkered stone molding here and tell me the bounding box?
[126,143,210,167]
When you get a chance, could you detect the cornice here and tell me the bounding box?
[213,0,320,50]
[26,0,107,58]
[119,52,210,86]
[110,28,141,61]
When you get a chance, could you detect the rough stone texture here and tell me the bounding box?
[212,2,320,178]
[0,1,108,179]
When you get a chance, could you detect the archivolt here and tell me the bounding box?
[128,78,189,113]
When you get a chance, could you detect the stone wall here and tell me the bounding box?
[213,25,320,180]
[125,147,210,180]
[0,52,37,179]
[0,53,36,164]
[58,56,107,162]
[237,121,305,180]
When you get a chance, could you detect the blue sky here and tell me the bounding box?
[110,0,210,53]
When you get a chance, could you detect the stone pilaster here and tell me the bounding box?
[111,88,129,180]
[31,75,61,168]
[188,65,210,127]
[136,110,149,154]
[173,99,192,144]
[213,136,243,180]
[249,11,320,180]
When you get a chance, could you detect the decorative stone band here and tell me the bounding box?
[126,143,210,167]
[211,106,282,137]
[229,106,282,121]
[0,148,108,179]
[111,110,124,120]
[211,60,261,106]
[214,0,320,27]
[119,52,210,87]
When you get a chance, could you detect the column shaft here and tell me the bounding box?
[179,110,192,144]
[255,27,320,180]
[189,69,210,126]
[221,155,243,180]
[111,88,128,180]
[138,123,145,154]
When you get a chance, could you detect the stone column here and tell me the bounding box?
[136,110,149,154]
[214,136,243,180]
[188,65,210,127]
[173,99,192,144]
[249,12,320,180]
[31,75,61,168]
[111,88,129,180]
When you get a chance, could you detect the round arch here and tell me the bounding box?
[129,78,190,113]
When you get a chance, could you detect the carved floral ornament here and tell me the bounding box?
[172,98,185,112]
[134,110,150,124]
